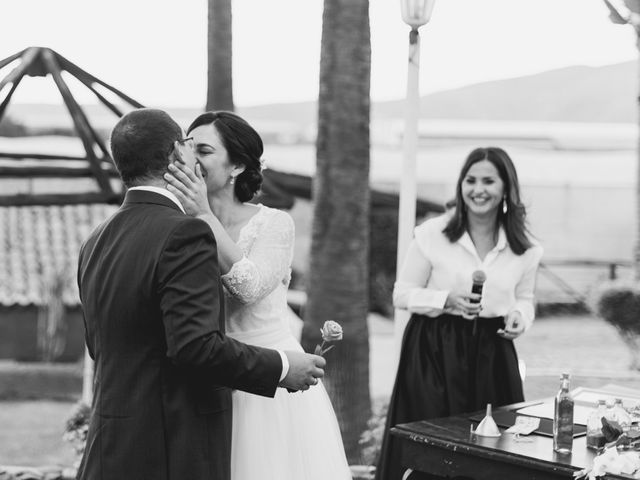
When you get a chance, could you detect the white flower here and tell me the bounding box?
[579,447,640,479]
[618,452,640,475]
[314,320,344,357]
[592,447,621,476]
[320,320,343,342]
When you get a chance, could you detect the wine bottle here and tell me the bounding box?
[553,373,574,454]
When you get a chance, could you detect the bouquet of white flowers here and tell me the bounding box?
[575,418,640,479]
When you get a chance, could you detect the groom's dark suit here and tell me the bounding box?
[76,189,283,480]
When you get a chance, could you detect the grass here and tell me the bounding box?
[0,401,77,467]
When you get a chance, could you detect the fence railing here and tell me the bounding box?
[538,259,633,308]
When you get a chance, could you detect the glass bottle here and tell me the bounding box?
[553,373,574,454]
[603,399,616,422]
[613,398,632,432]
[586,399,607,450]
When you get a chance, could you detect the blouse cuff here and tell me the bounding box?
[512,302,535,331]
[408,288,449,313]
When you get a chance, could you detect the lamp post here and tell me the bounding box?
[394,0,436,357]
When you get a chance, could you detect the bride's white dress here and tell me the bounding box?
[220,204,352,480]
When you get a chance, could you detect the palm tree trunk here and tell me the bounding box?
[302,0,372,464]
[207,0,234,111]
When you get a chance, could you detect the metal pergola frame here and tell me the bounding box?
[0,46,144,206]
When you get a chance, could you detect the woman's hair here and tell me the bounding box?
[442,146,533,255]
[187,111,264,202]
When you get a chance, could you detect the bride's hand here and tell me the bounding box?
[164,161,211,217]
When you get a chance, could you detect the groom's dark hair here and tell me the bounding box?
[110,108,182,187]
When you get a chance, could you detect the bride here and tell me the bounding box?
[164,111,352,480]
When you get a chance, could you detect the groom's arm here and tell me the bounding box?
[157,217,324,396]
[158,217,281,396]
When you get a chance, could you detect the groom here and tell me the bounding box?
[76,108,325,480]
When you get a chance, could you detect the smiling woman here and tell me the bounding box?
[462,160,505,215]
[376,146,544,480]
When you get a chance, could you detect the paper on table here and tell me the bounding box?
[516,385,640,426]
[516,402,592,425]
[505,416,540,435]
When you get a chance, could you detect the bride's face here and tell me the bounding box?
[190,123,241,193]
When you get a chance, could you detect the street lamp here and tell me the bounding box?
[394,0,436,357]
[401,0,436,29]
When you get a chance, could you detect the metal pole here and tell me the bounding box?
[394,27,421,359]
[81,346,93,405]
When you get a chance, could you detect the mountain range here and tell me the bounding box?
[3,60,637,129]
[240,61,637,125]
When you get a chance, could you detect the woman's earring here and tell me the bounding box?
[230,176,236,185]
[502,197,508,214]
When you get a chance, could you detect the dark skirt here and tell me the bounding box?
[375,313,524,480]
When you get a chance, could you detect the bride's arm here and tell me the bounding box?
[222,211,295,304]
[164,159,294,303]
[164,162,242,274]
[194,212,243,274]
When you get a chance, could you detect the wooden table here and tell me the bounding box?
[390,402,629,480]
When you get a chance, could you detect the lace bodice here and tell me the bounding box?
[221,205,294,334]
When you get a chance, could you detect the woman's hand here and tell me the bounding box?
[444,289,482,320]
[497,311,525,340]
[164,160,211,217]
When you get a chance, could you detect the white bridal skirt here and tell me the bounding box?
[228,324,352,480]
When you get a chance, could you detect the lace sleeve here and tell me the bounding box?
[221,210,294,304]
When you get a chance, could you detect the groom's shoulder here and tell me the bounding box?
[84,207,213,247]
[163,215,216,247]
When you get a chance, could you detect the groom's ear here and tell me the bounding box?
[168,144,183,165]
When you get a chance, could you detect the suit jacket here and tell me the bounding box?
[76,190,282,480]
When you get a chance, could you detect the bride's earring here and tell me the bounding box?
[230,176,236,185]
[502,197,508,214]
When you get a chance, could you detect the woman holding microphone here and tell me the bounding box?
[376,146,543,480]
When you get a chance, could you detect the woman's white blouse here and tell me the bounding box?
[393,214,544,330]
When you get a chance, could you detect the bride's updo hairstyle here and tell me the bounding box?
[187,111,264,202]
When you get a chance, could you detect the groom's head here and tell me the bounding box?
[110,108,182,187]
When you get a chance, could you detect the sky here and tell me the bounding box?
[1,0,638,108]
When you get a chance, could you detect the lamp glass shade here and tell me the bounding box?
[401,0,436,28]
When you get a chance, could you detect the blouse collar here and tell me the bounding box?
[459,225,508,262]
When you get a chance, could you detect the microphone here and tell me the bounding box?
[471,270,487,303]
[470,270,486,335]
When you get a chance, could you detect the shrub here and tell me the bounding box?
[63,400,90,465]
[594,282,640,335]
[369,208,398,317]
[359,397,389,468]
[593,281,640,369]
